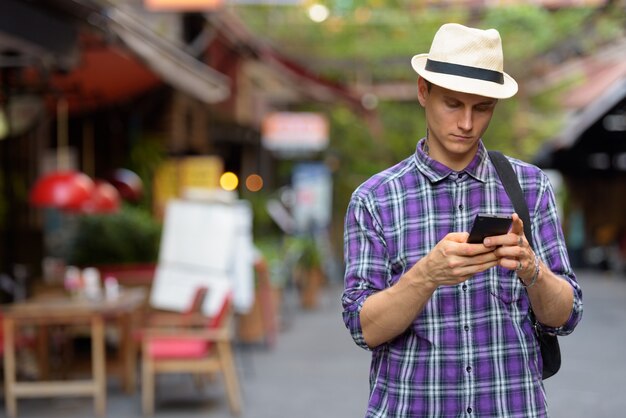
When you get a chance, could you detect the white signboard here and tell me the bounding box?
[150,199,255,316]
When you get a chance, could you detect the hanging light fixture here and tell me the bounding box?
[108,168,143,203]
[29,98,95,209]
[70,180,120,214]
[76,120,120,214]
[30,170,94,208]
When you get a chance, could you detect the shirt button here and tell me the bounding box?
[464,325,469,331]
[462,284,467,291]
[458,204,464,210]
[467,407,472,413]
[466,366,472,373]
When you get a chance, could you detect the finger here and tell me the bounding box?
[510,213,524,235]
[445,232,471,243]
[464,259,500,277]
[484,231,518,248]
[498,256,525,271]
[440,259,500,285]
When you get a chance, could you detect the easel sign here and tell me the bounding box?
[150,199,255,316]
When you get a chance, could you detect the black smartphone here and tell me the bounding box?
[467,214,513,244]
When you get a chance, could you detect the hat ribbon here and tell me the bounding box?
[425,59,504,84]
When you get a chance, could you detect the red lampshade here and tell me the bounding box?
[108,168,143,202]
[74,180,121,214]
[29,171,95,209]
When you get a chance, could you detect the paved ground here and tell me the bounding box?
[3,269,626,417]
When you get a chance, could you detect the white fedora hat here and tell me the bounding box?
[411,23,518,99]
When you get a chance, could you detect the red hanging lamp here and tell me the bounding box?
[30,170,95,209]
[29,98,95,210]
[75,120,120,214]
[74,180,121,214]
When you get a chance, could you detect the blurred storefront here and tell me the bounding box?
[0,0,368,285]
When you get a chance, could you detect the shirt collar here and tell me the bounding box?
[413,138,490,183]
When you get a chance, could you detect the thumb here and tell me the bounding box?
[510,213,524,235]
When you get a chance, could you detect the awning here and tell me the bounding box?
[206,10,367,112]
[534,78,626,172]
[106,7,230,104]
[532,40,626,171]
[553,78,626,149]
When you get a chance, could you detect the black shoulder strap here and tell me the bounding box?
[488,150,534,249]
[489,151,561,381]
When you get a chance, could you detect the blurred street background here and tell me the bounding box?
[1,0,626,417]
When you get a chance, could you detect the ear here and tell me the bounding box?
[417,77,428,106]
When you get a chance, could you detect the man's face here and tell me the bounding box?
[417,78,498,170]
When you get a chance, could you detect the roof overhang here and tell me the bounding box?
[206,10,368,113]
[533,40,626,172]
[0,0,78,70]
[552,77,626,149]
[106,7,230,104]
[534,78,626,172]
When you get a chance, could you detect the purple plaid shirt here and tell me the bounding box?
[342,139,583,418]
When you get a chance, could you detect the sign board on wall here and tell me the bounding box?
[152,155,224,219]
[179,155,223,192]
[292,162,332,232]
[262,112,329,156]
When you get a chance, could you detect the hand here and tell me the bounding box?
[412,232,499,288]
[484,213,537,282]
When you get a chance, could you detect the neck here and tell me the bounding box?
[426,141,479,171]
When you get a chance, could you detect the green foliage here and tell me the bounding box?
[328,100,427,213]
[285,235,322,269]
[482,5,555,62]
[127,134,167,212]
[236,3,623,87]
[241,188,283,239]
[67,205,162,266]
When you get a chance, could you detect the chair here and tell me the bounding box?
[140,287,241,416]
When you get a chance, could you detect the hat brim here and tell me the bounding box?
[411,54,518,99]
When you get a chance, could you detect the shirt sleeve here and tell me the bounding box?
[533,172,583,336]
[341,193,390,351]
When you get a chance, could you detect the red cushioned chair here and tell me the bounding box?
[140,287,241,416]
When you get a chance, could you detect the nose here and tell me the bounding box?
[458,108,473,132]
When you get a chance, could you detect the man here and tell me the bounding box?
[342,23,583,417]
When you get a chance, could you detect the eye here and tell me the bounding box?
[475,103,495,112]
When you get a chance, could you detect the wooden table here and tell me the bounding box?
[2,288,146,418]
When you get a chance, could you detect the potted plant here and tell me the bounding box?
[66,204,162,288]
[289,236,325,310]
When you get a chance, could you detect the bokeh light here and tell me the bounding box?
[308,4,329,23]
[245,174,264,192]
[219,172,239,191]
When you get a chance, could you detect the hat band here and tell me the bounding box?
[425,59,504,85]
